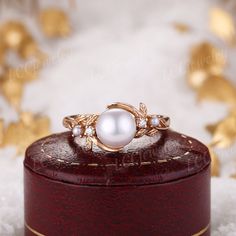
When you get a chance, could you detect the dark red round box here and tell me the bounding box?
[24,130,211,236]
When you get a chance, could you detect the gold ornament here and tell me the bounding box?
[39,8,71,38]
[6,66,39,83]
[206,109,236,148]
[18,35,39,59]
[209,7,236,45]
[0,76,23,109]
[2,112,50,155]
[0,21,40,60]
[0,21,29,50]
[231,174,236,179]
[0,65,40,108]
[208,147,220,176]
[173,22,190,33]
[0,119,3,146]
[0,40,6,65]
[187,42,225,89]
[197,75,236,106]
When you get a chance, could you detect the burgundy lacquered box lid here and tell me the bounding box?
[24,130,210,186]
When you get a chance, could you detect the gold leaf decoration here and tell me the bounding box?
[146,128,159,136]
[197,75,236,106]
[0,119,4,146]
[0,21,43,108]
[135,128,147,138]
[0,21,29,50]
[39,8,71,38]
[209,7,236,45]
[139,102,147,116]
[173,22,190,33]
[2,112,50,155]
[206,123,218,136]
[0,21,41,60]
[6,65,40,83]
[187,70,209,90]
[0,77,24,109]
[18,35,39,59]
[206,110,236,148]
[0,40,6,65]
[187,42,226,89]
[85,138,92,150]
[209,147,220,176]
[0,65,40,108]
[231,174,236,179]
[85,114,98,126]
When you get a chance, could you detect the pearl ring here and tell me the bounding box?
[63,102,170,152]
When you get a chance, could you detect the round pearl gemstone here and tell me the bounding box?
[150,116,159,127]
[96,108,137,149]
[72,125,82,137]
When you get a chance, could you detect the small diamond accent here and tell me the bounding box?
[150,116,159,127]
[137,118,147,128]
[85,126,95,136]
[72,125,82,137]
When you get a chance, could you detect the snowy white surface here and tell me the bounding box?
[1,0,236,235]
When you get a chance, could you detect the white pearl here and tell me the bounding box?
[72,125,82,137]
[96,108,136,149]
[150,116,159,127]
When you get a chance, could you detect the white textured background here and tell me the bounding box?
[0,0,236,235]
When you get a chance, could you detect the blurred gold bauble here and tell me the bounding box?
[39,8,71,38]
[0,21,29,50]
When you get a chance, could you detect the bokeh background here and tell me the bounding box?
[0,0,236,235]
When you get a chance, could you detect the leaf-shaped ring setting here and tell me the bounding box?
[63,102,170,152]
